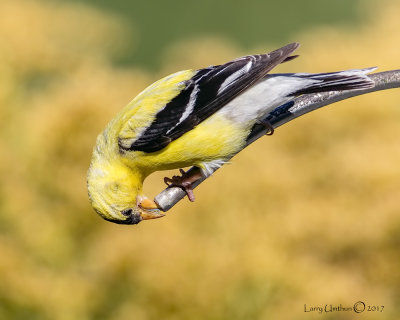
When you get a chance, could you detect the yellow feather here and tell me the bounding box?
[122,113,247,173]
[109,69,196,148]
[87,68,248,223]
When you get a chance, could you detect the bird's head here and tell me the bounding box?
[87,155,164,225]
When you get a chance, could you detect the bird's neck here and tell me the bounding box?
[88,145,146,200]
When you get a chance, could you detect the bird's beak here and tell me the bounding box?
[138,198,165,220]
[140,208,165,220]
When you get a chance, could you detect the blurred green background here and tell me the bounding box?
[0,0,399,319]
[61,0,363,70]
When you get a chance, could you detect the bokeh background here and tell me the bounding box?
[0,0,399,319]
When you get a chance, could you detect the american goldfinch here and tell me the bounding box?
[87,43,375,225]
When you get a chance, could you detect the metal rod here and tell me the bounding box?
[154,70,400,211]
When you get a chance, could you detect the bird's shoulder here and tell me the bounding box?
[115,69,197,144]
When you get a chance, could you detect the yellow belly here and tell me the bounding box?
[125,114,248,173]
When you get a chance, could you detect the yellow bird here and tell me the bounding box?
[87,43,375,224]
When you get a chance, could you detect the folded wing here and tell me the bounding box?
[120,43,300,153]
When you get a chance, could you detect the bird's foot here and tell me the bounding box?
[257,119,274,135]
[164,168,202,202]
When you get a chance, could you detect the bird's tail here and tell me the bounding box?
[290,67,376,95]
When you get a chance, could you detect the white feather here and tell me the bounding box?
[200,159,229,177]
[218,60,253,94]
[166,84,199,134]
[218,75,317,125]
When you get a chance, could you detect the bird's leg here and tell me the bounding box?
[257,119,274,135]
[164,167,203,202]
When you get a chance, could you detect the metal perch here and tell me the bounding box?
[155,70,400,211]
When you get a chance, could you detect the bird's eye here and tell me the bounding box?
[121,208,133,216]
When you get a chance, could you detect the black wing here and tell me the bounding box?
[121,43,300,153]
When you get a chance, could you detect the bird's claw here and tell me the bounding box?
[257,119,274,135]
[164,169,196,202]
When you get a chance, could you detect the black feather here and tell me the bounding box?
[123,43,300,153]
